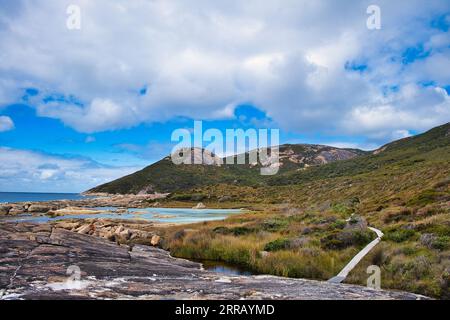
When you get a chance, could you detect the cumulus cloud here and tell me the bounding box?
[0,0,449,141]
[0,147,142,192]
[0,116,14,132]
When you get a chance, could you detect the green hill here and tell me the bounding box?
[87,144,365,194]
[267,122,450,187]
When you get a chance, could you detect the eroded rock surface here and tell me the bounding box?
[0,222,429,300]
[0,193,168,217]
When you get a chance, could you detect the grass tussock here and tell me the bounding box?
[160,210,366,281]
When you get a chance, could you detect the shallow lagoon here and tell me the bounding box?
[3,207,244,224]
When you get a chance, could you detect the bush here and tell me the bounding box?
[371,247,387,265]
[382,207,413,223]
[170,193,206,201]
[172,229,186,241]
[431,236,450,250]
[330,219,346,230]
[213,226,254,236]
[407,190,442,207]
[331,203,353,217]
[261,219,288,232]
[213,226,229,234]
[321,230,375,250]
[440,268,450,300]
[264,238,290,252]
[170,193,192,201]
[384,229,417,243]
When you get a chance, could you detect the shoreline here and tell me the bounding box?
[0,221,430,300]
[0,192,254,217]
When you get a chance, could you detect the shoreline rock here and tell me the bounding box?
[0,222,430,300]
[193,202,206,209]
[0,193,169,217]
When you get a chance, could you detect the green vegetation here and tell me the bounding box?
[264,238,290,251]
[88,144,365,195]
[160,210,363,280]
[96,122,450,298]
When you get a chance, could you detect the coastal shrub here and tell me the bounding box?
[213,226,229,234]
[264,238,290,252]
[230,227,254,236]
[384,229,417,243]
[190,194,206,201]
[406,190,442,207]
[331,203,353,217]
[288,237,310,249]
[404,256,432,279]
[399,245,420,256]
[261,219,288,232]
[213,226,254,236]
[330,219,346,230]
[382,207,413,223]
[173,229,186,241]
[440,269,450,300]
[370,247,387,266]
[415,222,450,237]
[415,205,441,218]
[321,230,374,250]
[348,197,360,206]
[431,236,450,250]
[169,193,192,201]
[169,193,206,201]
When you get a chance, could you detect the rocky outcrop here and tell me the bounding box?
[52,219,157,246]
[0,222,429,300]
[192,202,206,209]
[8,206,26,215]
[0,193,169,217]
[0,206,11,215]
[275,144,365,167]
[27,205,51,213]
[48,207,102,216]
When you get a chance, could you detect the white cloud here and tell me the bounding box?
[0,116,14,132]
[0,147,142,192]
[0,0,449,140]
[37,98,139,133]
[342,84,450,140]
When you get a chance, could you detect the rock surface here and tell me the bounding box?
[192,202,206,209]
[0,205,11,215]
[0,222,429,300]
[0,193,169,217]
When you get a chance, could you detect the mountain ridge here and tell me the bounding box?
[87,123,449,195]
[87,143,366,195]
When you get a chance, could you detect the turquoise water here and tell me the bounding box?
[0,192,90,203]
[2,207,244,224]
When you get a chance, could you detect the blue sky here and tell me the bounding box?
[0,0,449,192]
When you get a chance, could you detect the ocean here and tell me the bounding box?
[0,192,89,203]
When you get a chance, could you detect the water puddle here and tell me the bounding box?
[196,260,257,276]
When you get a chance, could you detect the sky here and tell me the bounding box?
[0,0,449,192]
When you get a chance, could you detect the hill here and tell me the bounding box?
[87,144,365,194]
